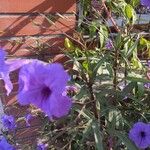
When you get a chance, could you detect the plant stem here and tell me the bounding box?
[102,0,120,32]
[88,81,98,119]
[113,46,119,89]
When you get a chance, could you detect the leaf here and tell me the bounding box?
[93,55,108,79]
[80,119,93,143]
[140,38,150,58]
[115,131,138,150]
[125,4,133,19]
[89,21,97,38]
[122,82,136,94]
[126,38,138,58]
[131,56,142,69]
[137,82,144,98]
[106,64,114,77]
[125,4,136,24]
[64,38,75,51]
[75,85,89,100]
[108,109,124,129]
[140,37,150,46]
[92,121,104,150]
[130,0,140,7]
[126,76,150,83]
[98,25,108,48]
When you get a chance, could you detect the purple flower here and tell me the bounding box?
[141,0,150,7]
[0,137,15,150]
[105,40,113,49]
[0,49,32,95]
[37,143,47,150]
[129,122,150,149]
[1,115,16,130]
[147,60,150,67]
[62,85,77,96]
[25,114,32,127]
[144,82,150,88]
[18,61,72,119]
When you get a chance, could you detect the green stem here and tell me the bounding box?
[88,81,98,119]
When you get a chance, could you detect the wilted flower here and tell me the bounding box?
[144,82,150,89]
[25,114,32,127]
[147,60,150,67]
[62,85,78,96]
[18,61,72,119]
[0,49,32,95]
[1,115,16,130]
[0,137,15,150]
[141,0,150,7]
[105,39,113,49]
[129,122,150,149]
[37,143,47,150]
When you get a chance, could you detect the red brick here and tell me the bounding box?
[0,15,75,37]
[0,37,66,56]
[0,0,76,13]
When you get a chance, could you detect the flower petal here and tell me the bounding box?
[1,72,13,96]
[49,94,72,118]
[45,63,70,94]
[6,59,33,72]
[0,137,15,150]
[141,0,150,7]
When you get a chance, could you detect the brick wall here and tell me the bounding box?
[0,0,76,147]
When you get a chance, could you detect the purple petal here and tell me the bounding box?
[45,63,70,94]
[37,143,47,150]
[1,72,13,96]
[49,95,72,118]
[144,82,150,88]
[0,49,35,95]
[6,59,33,72]
[105,39,113,49]
[0,137,15,150]
[18,86,42,105]
[0,48,7,64]
[141,0,150,7]
[147,60,150,67]
[1,115,16,130]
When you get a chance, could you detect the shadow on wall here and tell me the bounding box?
[0,0,76,56]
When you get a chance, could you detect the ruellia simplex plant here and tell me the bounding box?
[0,0,150,149]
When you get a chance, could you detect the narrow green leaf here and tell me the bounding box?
[93,55,108,78]
[92,121,104,150]
[125,4,133,19]
[125,4,136,24]
[126,77,150,83]
[115,131,138,150]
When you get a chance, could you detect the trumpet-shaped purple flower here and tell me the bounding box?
[0,49,32,95]
[18,61,72,119]
[1,115,16,130]
[0,137,15,150]
[141,0,150,7]
[129,122,150,149]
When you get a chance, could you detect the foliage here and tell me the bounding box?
[0,0,150,149]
